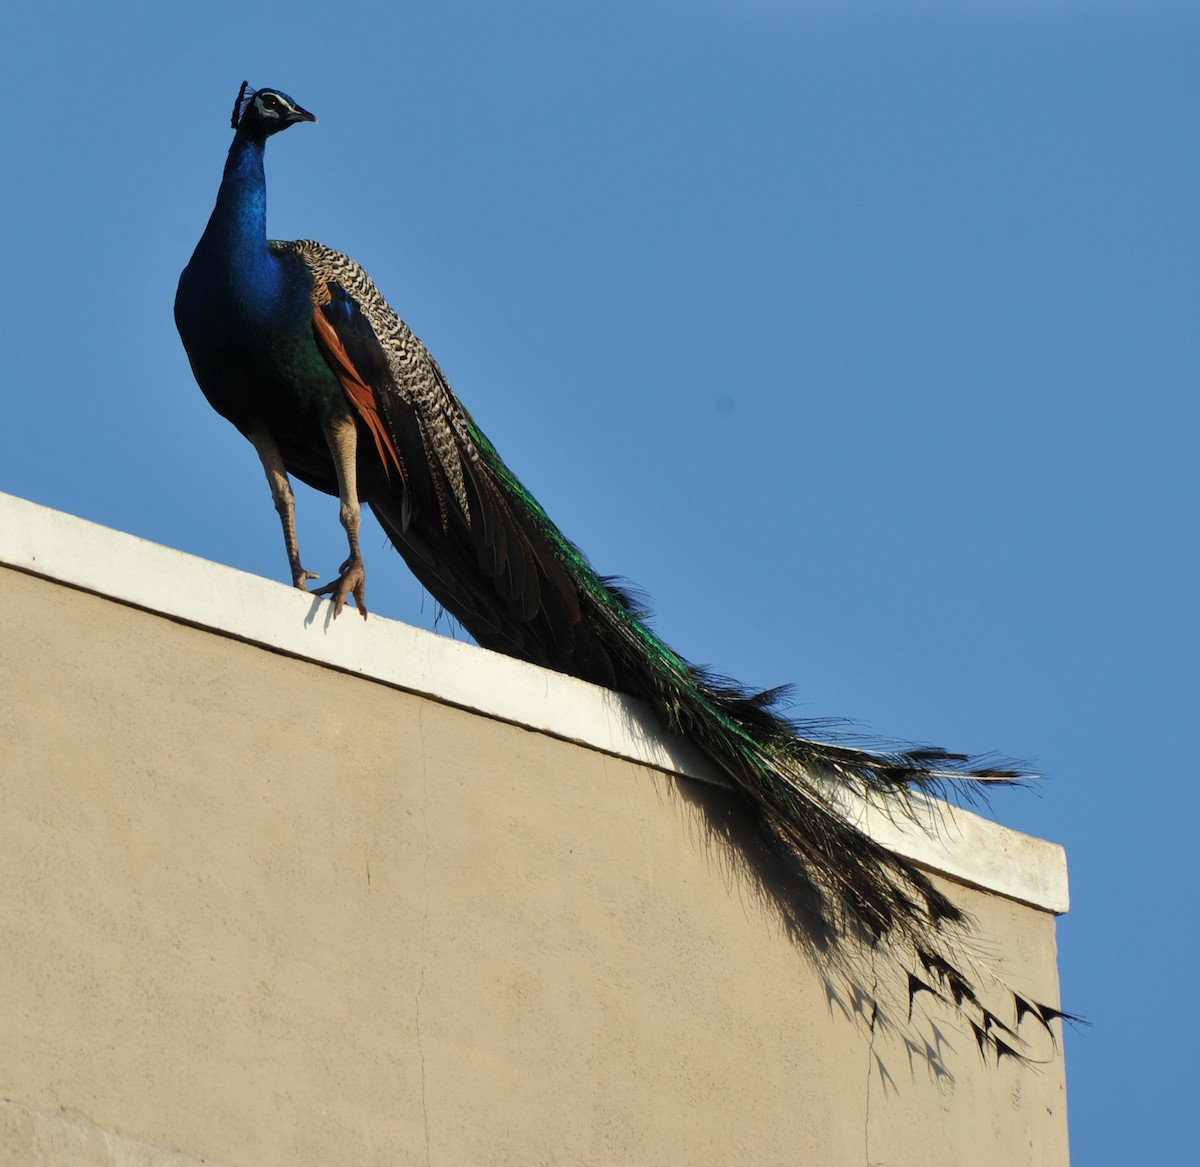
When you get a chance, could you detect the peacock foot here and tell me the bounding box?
[291,566,322,591]
[314,555,368,619]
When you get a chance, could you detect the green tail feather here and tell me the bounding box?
[466,412,1024,949]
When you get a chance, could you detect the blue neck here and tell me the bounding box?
[192,132,280,300]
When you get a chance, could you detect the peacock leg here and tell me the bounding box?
[313,408,369,618]
[247,426,322,591]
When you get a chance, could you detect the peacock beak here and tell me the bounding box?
[289,105,317,125]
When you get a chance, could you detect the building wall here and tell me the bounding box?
[0,549,1069,1165]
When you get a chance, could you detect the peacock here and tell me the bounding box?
[176,83,1072,1059]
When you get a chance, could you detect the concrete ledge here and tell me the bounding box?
[0,490,1067,913]
[0,492,1071,1164]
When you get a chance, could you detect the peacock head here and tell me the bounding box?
[230,82,316,139]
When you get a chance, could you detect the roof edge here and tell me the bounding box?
[0,491,1068,914]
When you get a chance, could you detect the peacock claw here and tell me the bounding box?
[314,556,368,619]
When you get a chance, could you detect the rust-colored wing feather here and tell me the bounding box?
[310,306,406,486]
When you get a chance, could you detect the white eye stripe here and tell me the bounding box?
[254,95,283,119]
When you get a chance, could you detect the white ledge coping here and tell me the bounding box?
[0,490,1068,914]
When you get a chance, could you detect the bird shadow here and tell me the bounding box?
[303,594,328,629]
[664,770,965,1087]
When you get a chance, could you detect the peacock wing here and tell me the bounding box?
[273,239,601,673]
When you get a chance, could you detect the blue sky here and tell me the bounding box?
[2,1,1196,1160]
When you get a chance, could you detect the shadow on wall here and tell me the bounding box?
[666,772,1071,1083]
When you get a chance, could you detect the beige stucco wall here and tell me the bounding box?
[0,560,1069,1166]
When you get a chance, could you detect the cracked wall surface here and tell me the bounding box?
[0,565,1069,1166]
